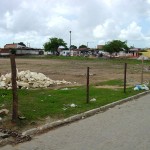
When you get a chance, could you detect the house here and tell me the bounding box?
[15,48,44,55]
[0,48,10,56]
[0,42,44,56]
[4,44,17,49]
[129,48,141,57]
[60,50,70,56]
[97,45,104,50]
[4,42,26,49]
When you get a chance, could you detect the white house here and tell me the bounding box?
[60,50,70,56]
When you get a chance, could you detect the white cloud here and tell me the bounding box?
[103,0,117,7]
[98,40,106,45]
[13,31,48,48]
[1,0,150,48]
[4,11,14,29]
[93,19,120,39]
[119,22,144,40]
[47,16,70,30]
[147,0,150,4]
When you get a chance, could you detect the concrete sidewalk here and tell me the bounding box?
[2,93,150,150]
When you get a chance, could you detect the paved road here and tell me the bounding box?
[2,94,150,150]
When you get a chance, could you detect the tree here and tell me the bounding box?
[43,37,67,55]
[103,40,129,56]
[79,45,87,49]
[10,49,16,55]
[130,45,135,49]
[70,45,77,50]
[18,42,26,47]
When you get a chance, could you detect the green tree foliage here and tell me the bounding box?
[43,37,67,55]
[18,42,26,47]
[10,49,16,54]
[70,45,77,50]
[79,45,87,49]
[130,46,135,49]
[103,40,129,55]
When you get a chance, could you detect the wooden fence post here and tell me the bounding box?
[124,63,127,93]
[141,57,144,84]
[10,54,18,122]
[86,67,90,103]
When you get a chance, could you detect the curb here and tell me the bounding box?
[1,90,150,146]
[22,90,150,136]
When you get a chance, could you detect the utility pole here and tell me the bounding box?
[87,42,94,48]
[69,31,72,55]
[87,42,89,48]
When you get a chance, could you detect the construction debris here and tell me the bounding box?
[134,84,149,91]
[0,109,9,116]
[70,103,77,108]
[0,70,72,89]
[90,98,96,102]
[137,55,149,60]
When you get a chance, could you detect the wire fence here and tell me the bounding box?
[0,57,150,90]
[0,56,150,123]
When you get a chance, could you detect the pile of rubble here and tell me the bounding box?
[0,70,71,89]
[137,55,149,60]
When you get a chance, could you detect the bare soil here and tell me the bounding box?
[0,57,150,134]
[0,58,150,86]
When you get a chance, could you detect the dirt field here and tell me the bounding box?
[0,57,150,132]
[0,57,150,86]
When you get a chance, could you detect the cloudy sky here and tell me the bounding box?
[1,0,150,49]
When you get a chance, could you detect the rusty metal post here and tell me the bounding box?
[86,67,90,103]
[124,63,127,93]
[10,54,18,122]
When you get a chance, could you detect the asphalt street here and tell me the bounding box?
[1,93,150,150]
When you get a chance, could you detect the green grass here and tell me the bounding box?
[0,85,141,122]
[100,58,150,65]
[95,79,124,86]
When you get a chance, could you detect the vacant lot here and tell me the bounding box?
[0,57,150,86]
[0,57,150,132]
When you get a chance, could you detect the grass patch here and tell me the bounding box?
[0,86,141,124]
[95,79,124,86]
